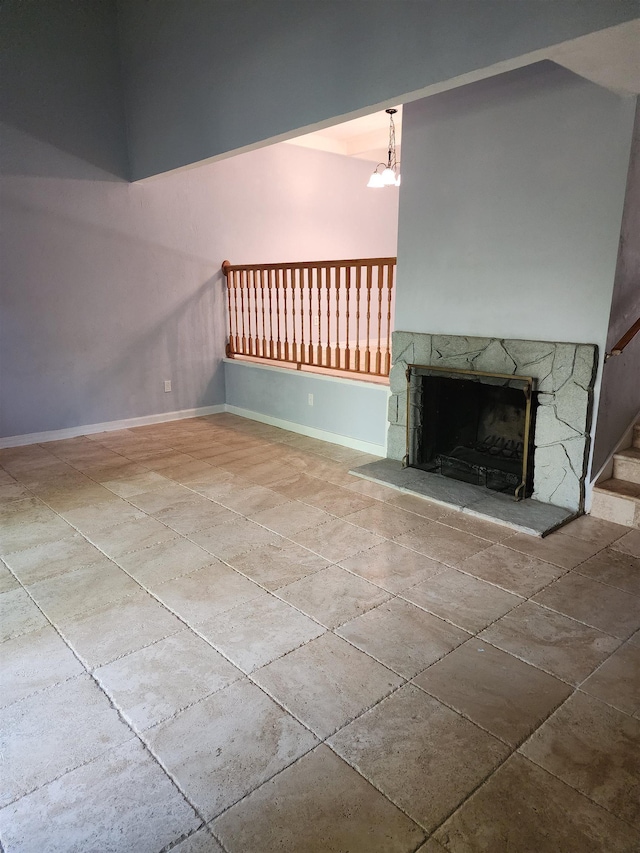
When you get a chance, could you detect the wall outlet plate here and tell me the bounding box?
[164,380,172,392]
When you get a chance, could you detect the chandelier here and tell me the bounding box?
[367,108,401,188]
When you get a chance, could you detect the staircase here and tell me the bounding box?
[591,421,640,528]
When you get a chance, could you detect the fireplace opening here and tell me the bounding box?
[406,367,536,498]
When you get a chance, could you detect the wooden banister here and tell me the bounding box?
[606,316,640,361]
[223,257,396,378]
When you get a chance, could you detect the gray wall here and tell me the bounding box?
[395,64,635,346]
[0,0,128,180]
[225,361,389,453]
[117,0,639,179]
[592,100,640,473]
[1,122,398,438]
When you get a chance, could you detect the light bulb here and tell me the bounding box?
[367,171,385,188]
[395,173,401,187]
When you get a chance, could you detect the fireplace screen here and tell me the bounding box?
[404,365,536,499]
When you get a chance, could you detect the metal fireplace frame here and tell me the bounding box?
[403,363,536,501]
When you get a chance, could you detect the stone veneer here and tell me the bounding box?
[388,332,598,512]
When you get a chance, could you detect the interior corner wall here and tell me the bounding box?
[592,98,640,474]
[1,116,398,438]
[116,0,639,179]
[394,63,635,348]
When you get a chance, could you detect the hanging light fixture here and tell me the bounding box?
[367,108,401,188]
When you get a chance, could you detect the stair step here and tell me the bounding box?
[591,478,640,528]
[613,447,640,484]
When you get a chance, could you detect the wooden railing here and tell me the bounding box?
[605,316,640,361]
[222,257,396,377]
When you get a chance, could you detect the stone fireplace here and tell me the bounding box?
[387,332,598,513]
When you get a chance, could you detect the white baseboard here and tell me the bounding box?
[0,405,226,448]
[224,405,386,457]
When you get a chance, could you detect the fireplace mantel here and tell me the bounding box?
[387,332,597,513]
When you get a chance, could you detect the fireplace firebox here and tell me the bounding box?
[404,365,536,499]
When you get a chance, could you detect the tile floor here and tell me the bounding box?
[0,413,639,853]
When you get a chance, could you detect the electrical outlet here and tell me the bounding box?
[164,380,172,392]
[313,316,319,327]
[308,393,314,406]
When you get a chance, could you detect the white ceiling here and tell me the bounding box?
[284,19,638,162]
[284,107,402,162]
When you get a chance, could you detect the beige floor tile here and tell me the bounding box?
[278,566,392,628]
[160,460,217,482]
[1,625,84,707]
[151,562,267,624]
[249,500,333,537]
[57,589,183,668]
[575,547,640,596]
[459,544,566,596]
[558,514,630,549]
[0,496,44,522]
[402,568,522,633]
[27,561,140,622]
[212,745,425,853]
[216,484,289,516]
[2,534,108,586]
[532,572,640,639]
[342,503,425,538]
[87,516,179,558]
[253,632,402,738]
[116,537,217,586]
[170,828,225,853]
[520,692,640,828]
[345,477,400,501]
[438,511,514,543]
[228,541,330,590]
[300,484,377,517]
[0,674,133,807]
[394,520,491,567]
[189,517,283,561]
[416,840,448,853]
[198,595,325,673]
[182,471,249,501]
[501,531,601,569]
[0,482,33,502]
[329,684,508,831]
[0,588,48,641]
[339,540,447,593]
[126,482,196,513]
[0,512,74,556]
[144,679,317,819]
[433,754,640,852]
[271,472,331,501]
[414,640,572,745]
[137,451,195,470]
[291,517,385,563]
[0,740,199,853]
[44,484,125,513]
[385,494,455,520]
[0,562,19,594]
[479,601,620,685]
[59,500,147,534]
[580,641,640,716]
[95,629,242,730]
[153,496,237,534]
[613,528,640,558]
[337,598,469,678]
[100,469,169,497]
